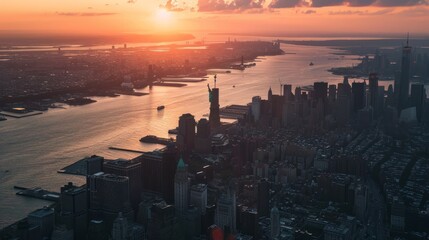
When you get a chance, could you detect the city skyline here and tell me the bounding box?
[1,2,429,239]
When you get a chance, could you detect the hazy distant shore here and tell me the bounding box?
[0,33,195,47]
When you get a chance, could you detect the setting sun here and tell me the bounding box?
[155,8,173,25]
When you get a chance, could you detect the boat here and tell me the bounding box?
[225,70,231,73]
[231,65,245,70]
[309,62,314,66]
[233,85,236,88]
[157,105,165,111]
[0,115,6,121]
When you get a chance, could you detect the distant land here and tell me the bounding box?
[0,33,195,47]
[280,39,429,57]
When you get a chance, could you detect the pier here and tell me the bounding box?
[108,147,147,154]
[161,77,207,83]
[140,135,175,145]
[152,82,187,87]
[219,105,249,119]
[14,186,60,202]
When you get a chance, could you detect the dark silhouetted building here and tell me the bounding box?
[195,118,211,153]
[314,82,328,101]
[368,73,379,110]
[208,83,221,129]
[270,206,280,239]
[177,113,196,153]
[174,157,189,217]
[148,201,180,240]
[328,84,337,102]
[257,178,270,217]
[185,206,201,238]
[88,173,133,230]
[283,84,293,102]
[60,182,88,240]
[352,82,366,112]
[398,39,412,111]
[410,84,426,121]
[251,96,262,122]
[86,155,104,175]
[237,206,257,237]
[215,191,236,234]
[28,207,55,240]
[87,219,108,240]
[103,159,142,213]
[190,184,208,216]
[135,144,179,203]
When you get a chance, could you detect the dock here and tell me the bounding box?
[0,111,43,118]
[152,82,187,87]
[109,147,147,154]
[168,128,178,135]
[219,105,249,119]
[140,135,175,145]
[58,157,89,176]
[161,77,206,83]
[14,186,60,202]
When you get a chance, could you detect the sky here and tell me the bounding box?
[1,0,428,37]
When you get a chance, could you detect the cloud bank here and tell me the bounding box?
[192,0,428,11]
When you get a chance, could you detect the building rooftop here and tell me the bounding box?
[104,158,141,168]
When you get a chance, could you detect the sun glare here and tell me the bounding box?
[155,8,172,24]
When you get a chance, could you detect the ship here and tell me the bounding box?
[140,135,174,145]
[157,105,165,111]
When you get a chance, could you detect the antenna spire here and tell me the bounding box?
[214,74,217,88]
[406,32,409,47]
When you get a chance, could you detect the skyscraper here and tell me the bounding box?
[174,157,189,217]
[215,191,236,233]
[111,212,128,240]
[257,178,270,217]
[314,82,328,101]
[251,96,262,122]
[208,77,221,129]
[368,73,379,108]
[195,118,211,153]
[270,206,280,239]
[28,207,55,240]
[103,159,142,212]
[352,82,366,112]
[283,84,292,102]
[135,144,179,203]
[190,184,208,216]
[148,201,179,240]
[60,182,88,240]
[86,155,104,175]
[328,84,337,102]
[338,76,351,97]
[410,84,426,121]
[398,37,412,111]
[176,113,196,153]
[88,173,133,229]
